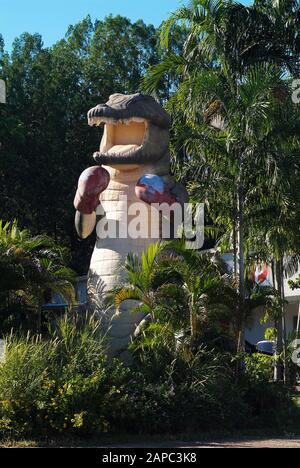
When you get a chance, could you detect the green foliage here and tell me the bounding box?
[111,240,237,351]
[289,275,300,291]
[0,2,298,439]
[143,0,300,362]
[0,220,76,333]
[112,241,280,356]
[239,352,290,427]
[116,352,250,434]
[245,353,274,382]
[0,315,127,436]
[242,378,289,428]
[144,0,300,266]
[0,314,292,438]
[265,327,277,342]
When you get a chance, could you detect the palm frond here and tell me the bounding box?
[141,54,186,95]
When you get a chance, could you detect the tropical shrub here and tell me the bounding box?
[112,241,279,357]
[241,378,289,429]
[241,353,289,428]
[108,345,251,435]
[0,316,128,437]
[0,220,76,334]
[0,315,291,439]
[245,353,274,382]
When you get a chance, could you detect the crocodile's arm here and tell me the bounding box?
[75,211,97,239]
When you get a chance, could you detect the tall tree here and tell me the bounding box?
[143,0,300,354]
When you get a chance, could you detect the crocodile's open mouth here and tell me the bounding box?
[88,94,171,166]
[90,117,148,162]
[90,117,149,165]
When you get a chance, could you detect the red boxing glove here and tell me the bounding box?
[74,166,110,214]
[135,174,177,205]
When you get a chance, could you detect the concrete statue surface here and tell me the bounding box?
[74,93,187,355]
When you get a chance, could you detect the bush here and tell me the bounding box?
[108,374,250,435]
[0,317,292,439]
[245,353,274,382]
[0,316,128,437]
[112,348,251,435]
[243,354,289,428]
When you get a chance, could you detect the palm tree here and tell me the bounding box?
[242,92,300,382]
[108,242,166,321]
[148,60,284,346]
[247,191,300,381]
[109,241,227,352]
[144,0,299,92]
[142,0,299,353]
[0,220,76,331]
[162,240,229,346]
[110,241,280,357]
[255,0,300,77]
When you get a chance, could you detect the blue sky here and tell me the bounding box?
[0,0,185,51]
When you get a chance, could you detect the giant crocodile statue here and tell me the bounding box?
[74,93,187,356]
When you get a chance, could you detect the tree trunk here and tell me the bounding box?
[281,264,288,384]
[237,185,246,353]
[190,294,197,350]
[274,259,284,382]
[233,215,238,281]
